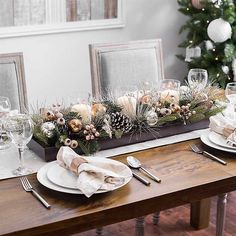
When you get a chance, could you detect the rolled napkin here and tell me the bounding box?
[209,114,236,146]
[57,146,131,197]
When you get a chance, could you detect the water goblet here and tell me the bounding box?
[5,114,34,176]
[188,68,208,91]
[225,82,236,121]
[0,97,11,150]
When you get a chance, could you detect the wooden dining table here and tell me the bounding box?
[1,138,236,236]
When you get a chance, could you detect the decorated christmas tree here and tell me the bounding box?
[177,0,236,88]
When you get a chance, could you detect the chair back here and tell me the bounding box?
[0,53,28,112]
[89,39,165,98]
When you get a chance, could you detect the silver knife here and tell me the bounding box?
[132,171,151,185]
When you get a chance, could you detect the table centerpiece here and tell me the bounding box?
[28,82,226,161]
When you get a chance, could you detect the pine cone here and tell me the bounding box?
[110,112,132,133]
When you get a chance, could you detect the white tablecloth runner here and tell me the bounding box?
[0,128,208,180]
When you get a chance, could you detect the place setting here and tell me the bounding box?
[198,82,236,162]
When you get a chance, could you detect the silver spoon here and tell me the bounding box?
[127,156,161,183]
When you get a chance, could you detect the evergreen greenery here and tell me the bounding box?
[177,0,236,87]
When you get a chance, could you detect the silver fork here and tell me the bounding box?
[20,176,51,209]
[190,144,227,165]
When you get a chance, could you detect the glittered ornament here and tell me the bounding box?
[68,119,82,133]
[222,65,229,74]
[41,122,55,138]
[207,18,232,43]
[191,0,205,9]
[145,110,158,126]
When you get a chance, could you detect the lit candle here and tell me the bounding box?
[71,104,91,124]
[160,89,179,104]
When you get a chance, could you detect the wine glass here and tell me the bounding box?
[5,114,34,176]
[225,82,236,121]
[0,97,11,150]
[188,69,208,91]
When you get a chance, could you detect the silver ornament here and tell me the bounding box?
[41,122,55,138]
[145,110,158,127]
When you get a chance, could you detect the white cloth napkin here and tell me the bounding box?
[57,146,131,197]
[209,114,236,145]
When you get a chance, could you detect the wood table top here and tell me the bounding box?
[1,139,236,236]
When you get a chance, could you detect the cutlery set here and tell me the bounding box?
[126,156,161,185]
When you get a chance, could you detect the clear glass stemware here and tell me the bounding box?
[0,97,11,150]
[225,82,236,121]
[5,114,34,176]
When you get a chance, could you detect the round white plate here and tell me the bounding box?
[37,159,132,195]
[201,132,236,154]
[208,131,236,150]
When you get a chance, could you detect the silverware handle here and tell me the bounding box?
[203,151,227,165]
[32,189,51,209]
[132,172,150,186]
[140,167,161,183]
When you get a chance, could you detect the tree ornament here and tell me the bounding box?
[191,0,205,9]
[185,46,201,62]
[222,65,229,74]
[145,110,158,127]
[91,103,106,117]
[205,40,214,50]
[110,112,132,133]
[68,118,82,133]
[207,18,232,43]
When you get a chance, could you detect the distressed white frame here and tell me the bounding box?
[0,0,125,38]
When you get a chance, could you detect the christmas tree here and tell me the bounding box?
[177,0,236,88]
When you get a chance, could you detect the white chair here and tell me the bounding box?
[0,52,28,112]
[89,39,165,98]
[89,39,165,236]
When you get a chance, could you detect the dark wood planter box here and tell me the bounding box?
[28,119,209,162]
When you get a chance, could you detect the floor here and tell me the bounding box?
[76,191,236,236]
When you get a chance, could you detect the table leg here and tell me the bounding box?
[190,198,211,229]
[216,193,228,236]
[96,227,103,236]
[135,217,145,236]
[152,212,160,225]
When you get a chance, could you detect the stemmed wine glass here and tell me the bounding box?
[188,69,208,91]
[225,82,236,121]
[0,97,11,150]
[4,114,34,176]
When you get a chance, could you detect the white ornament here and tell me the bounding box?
[185,46,201,62]
[71,104,91,124]
[222,65,229,74]
[207,18,232,43]
[205,40,214,50]
[117,95,137,119]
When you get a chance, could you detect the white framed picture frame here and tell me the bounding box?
[0,0,125,38]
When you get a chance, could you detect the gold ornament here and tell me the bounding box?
[91,103,106,116]
[68,119,82,133]
[139,95,151,104]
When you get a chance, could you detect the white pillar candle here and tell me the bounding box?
[160,89,179,104]
[71,104,91,124]
[117,96,137,119]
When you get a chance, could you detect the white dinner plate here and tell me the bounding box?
[37,159,132,195]
[208,131,236,150]
[200,132,236,154]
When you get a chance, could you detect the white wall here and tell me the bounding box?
[0,0,187,106]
